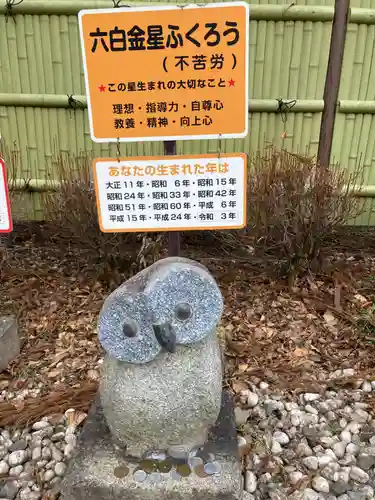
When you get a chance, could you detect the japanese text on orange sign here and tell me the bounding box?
[79,3,249,142]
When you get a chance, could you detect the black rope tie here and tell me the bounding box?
[5,0,23,23]
[276,98,297,123]
[112,0,130,7]
[67,95,84,116]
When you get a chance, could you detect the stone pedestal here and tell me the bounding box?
[0,316,19,373]
[60,391,243,500]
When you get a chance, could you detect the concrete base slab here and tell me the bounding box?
[60,391,243,500]
[0,317,19,373]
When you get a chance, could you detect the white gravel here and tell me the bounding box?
[238,371,375,500]
[1,371,375,499]
[0,415,78,500]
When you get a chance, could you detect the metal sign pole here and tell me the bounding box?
[163,140,181,257]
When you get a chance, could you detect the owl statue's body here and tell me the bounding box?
[98,257,224,459]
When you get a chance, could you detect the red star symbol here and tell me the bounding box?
[228,79,235,87]
[98,84,106,92]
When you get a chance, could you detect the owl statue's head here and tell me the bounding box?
[98,257,223,364]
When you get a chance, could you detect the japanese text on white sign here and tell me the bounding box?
[93,154,246,232]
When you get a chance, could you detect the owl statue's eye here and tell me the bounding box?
[174,303,193,322]
[122,319,138,338]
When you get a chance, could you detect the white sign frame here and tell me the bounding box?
[93,154,247,233]
[0,158,12,234]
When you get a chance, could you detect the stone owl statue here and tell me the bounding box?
[98,256,224,459]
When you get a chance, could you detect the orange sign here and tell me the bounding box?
[78,3,249,143]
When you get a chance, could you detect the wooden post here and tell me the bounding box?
[163,140,181,257]
[317,0,350,167]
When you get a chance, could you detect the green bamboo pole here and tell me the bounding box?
[0,94,326,112]
[0,93,88,107]
[0,3,335,20]
[0,2,374,24]
[9,179,61,191]
[339,100,375,113]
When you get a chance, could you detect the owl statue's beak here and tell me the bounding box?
[153,323,177,353]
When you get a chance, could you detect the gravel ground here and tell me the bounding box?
[0,415,76,500]
[237,370,375,500]
[1,371,375,499]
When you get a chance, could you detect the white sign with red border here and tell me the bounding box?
[0,158,12,233]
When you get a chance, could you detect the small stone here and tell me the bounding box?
[347,485,372,500]
[272,431,289,446]
[31,447,41,461]
[361,381,372,392]
[51,432,65,442]
[51,447,63,462]
[319,436,334,448]
[339,454,356,466]
[305,405,318,414]
[304,393,320,402]
[340,430,351,443]
[243,493,255,500]
[285,402,299,411]
[317,454,334,467]
[349,466,369,483]
[289,471,304,485]
[332,480,349,495]
[321,463,339,481]
[301,488,319,500]
[271,441,282,455]
[9,465,23,477]
[259,472,271,483]
[339,418,348,429]
[247,392,259,408]
[346,443,360,455]
[41,447,52,460]
[291,413,302,426]
[286,427,297,438]
[311,476,330,493]
[245,471,257,493]
[333,442,347,459]
[0,460,9,476]
[0,480,20,500]
[296,442,313,457]
[234,407,250,426]
[302,456,318,471]
[32,421,50,431]
[54,462,66,477]
[8,450,27,467]
[23,493,41,500]
[317,402,329,413]
[357,452,375,470]
[352,410,369,423]
[64,443,75,458]
[43,470,55,482]
[19,487,32,500]
[345,422,360,434]
[342,368,355,377]
[259,381,269,391]
[8,441,27,453]
[338,467,350,483]
[326,411,337,422]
